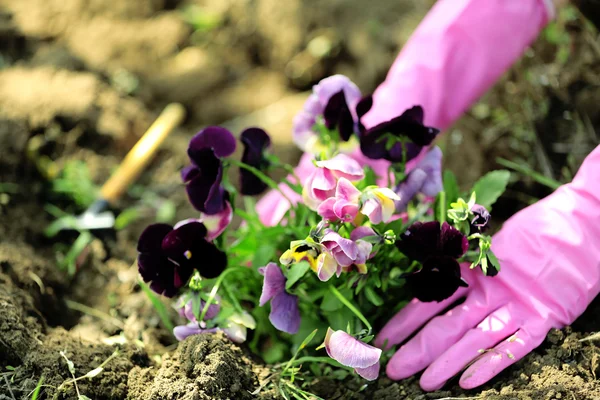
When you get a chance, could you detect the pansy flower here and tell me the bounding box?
[259,263,301,334]
[470,204,491,233]
[302,154,364,210]
[137,221,227,297]
[293,75,365,153]
[360,186,401,224]
[317,177,361,223]
[396,221,468,302]
[360,106,439,163]
[183,126,236,214]
[280,239,338,282]
[173,294,256,343]
[342,226,377,274]
[319,230,359,281]
[323,328,382,381]
[394,147,443,212]
[240,128,272,196]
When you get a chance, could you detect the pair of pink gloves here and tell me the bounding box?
[258,0,600,391]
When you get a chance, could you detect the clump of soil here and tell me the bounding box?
[128,333,259,400]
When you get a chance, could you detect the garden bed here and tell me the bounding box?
[1,0,600,398]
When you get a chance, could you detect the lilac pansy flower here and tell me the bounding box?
[359,186,400,224]
[183,126,236,215]
[319,230,359,280]
[240,128,272,196]
[259,263,301,334]
[470,204,491,233]
[323,328,382,381]
[394,146,443,212]
[293,75,371,153]
[173,294,256,343]
[137,221,227,298]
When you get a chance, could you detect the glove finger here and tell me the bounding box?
[420,304,519,391]
[375,286,468,349]
[386,295,488,380]
[459,321,548,389]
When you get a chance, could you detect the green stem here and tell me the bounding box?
[200,267,248,322]
[438,191,446,224]
[291,356,353,371]
[328,285,372,332]
[227,159,295,206]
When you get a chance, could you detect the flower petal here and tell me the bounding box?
[316,154,364,181]
[137,223,173,253]
[360,198,383,224]
[173,323,218,341]
[394,169,427,212]
[325,329,382,369]
[321,231,358,261]
[355,362,380,381]
[188,126,237,160]
[223,323,247,343]
[201,201,233,241]
[313,75,362,111]
[407,256,466,302]
[240,128,272,196]
[317,197,339,221]
[440,222,468,258]
[350,226,376,241]
[316,252,339,281]
[259,262,286,306]
[269,292,300,334]
[417,147,443,196]
[396,221,441,262]
[324,90,355,142]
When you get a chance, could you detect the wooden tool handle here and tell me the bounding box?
[100,103,186,204]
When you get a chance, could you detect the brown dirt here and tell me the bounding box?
[0,0,599,399]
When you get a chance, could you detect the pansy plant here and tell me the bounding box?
[135,74,509,395]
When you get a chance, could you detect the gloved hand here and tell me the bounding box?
[377,145,600,389]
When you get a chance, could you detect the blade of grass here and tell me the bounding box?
[496,157,561,190]
[139,280,174,333]
[30,376,44,400]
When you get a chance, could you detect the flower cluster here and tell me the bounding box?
[135,74,506,392]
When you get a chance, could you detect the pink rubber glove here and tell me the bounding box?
[256,0,554,226]
[377,145,600,389]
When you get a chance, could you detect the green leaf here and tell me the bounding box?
[156,201,176,223]
[31,376,44,400]
[139,280,174,333]
[471,170,510,209]
[364,287,384,306]
[443,170,460,204]
[320,290,343,312]
[114,208,140,230]
[495,157,561,190]
[487,250,501,273]
[285,261,310,290]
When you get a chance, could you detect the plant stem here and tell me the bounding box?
[328,285,372,332]
[438,191,446,224]
[200,267,248,322]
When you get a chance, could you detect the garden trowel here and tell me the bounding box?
[64,103,186,232]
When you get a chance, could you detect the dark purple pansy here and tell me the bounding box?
[240,128,272,196]
[183,127,236,215]
[470,204,491,233]
[324,92,373,141]
[396,221,468,302]
[360,106,439,163]
[137,221,227,297]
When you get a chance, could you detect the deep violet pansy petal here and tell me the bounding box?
[188,126,237,161]
[259,262,286,306]
[395,221,442,262]
[324,328,382,369]
[184,148,228,214]
[269,292,300,334]
[240,128,272,196]
[324,90,355,142]
[440,222,469,258]
[407,256,467,302]
[137,223,173,253]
